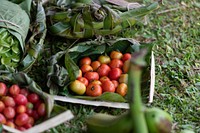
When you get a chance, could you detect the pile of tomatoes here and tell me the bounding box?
[0,82,46,131]
[69,51,131,97]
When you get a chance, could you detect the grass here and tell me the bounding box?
[45,0,200,132]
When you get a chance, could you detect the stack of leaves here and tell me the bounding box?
[47,0,159,39]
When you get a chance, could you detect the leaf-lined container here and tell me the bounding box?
[47,38,155,108]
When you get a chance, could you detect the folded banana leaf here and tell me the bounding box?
[47,38,154,102]
[0,70,54,118]
[47,1,159,39]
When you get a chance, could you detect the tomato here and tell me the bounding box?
[97,64,111,77]
[37,103,46,116]
[118,74,128,84]
[80,64,93,74]
[6,121,15,128]
[16,105,27,114]
[17,126,26,131]
[108,68,122,80]
[84,72,99,82]
[32,110,39,120]
[116,83,128,97]
[77,69,82,79]
[34,100,42,110]
[3,107,15,119]
[122,53,131,62]
[26,109,33,116]
[0,113,6,124]
[123,60,130,73]
[0,101,5,112]
[109,59,123,69]
[24,123,32,129]
[28,93,39,104]
[27,116,34,125]
[79,57,91,66]
[15,113,29,126]
[98,55,111,64]
[69,80,86,95]
[0,82,7,96]
[77,77,89,86]
[9,84,20,96]
[111,80,119,89]
[90,80,102,86]
[19,89,29,97]
[110,51,123,59]
[91,61,101,71]
[101,80,115,92]
[86,83,102,97]
[14,94,28,105]
[2,96,16,107]
[99,76,110,83]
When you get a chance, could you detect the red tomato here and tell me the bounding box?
[110,51,123,59]
[26,109,33,116]
[17,126,26,131]
[77,77,89,86]
[9,84,20,96]
[34,100,42,110]
[86,83,102,97]
[111,80,119,89]
[37,103,46,116]
[6,121,15,128]
[84,72,99,82]
[0,82,7,96]
[91,61,101,71]
[31,110,39,120]
[0,101,5,112]
[16,105,27,114]
[79,57,91,66]
[3,107,15,119]
[24,123,32,129]
[19,88,29,97]
[27,116,34,125]
[122,53,131,62]
[80,64,93,74]
[15,113,29,126]
[14,94,28,105]
[99,76,110,83]
[101,80,115,92]
[28,93,39,104]
[97,64,111,77]
[0,113,6,124]
[108,68,122,80]
[109,59,123,69]
[98,55,111,64]
[2,96,16,107]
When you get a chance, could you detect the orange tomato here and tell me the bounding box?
[80,64,93,74]
[91,61,101,71]
[123,60,130,73]
[116,83,128,97]
[86,83,102,97]
[84,72,99,82]
[110,51,123,59]
[99,76,110,83]
[79,57,91,66]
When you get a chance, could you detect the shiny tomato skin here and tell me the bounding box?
[110,51,123,59]
[37,103,46,116]
[9,84,20,96]
[109,59,123,69]
[98,55,111,64]
[99,76,110,83]
[80,64,93,74]
[108,68,122,80]
[84,72,99,82]
[86,83,102,97]
[111,80,119,89]
[122,53,131,62]
[3,107,15,119]
[91,61,101,71]
[0,113,6,124]
[90,80,102,86]
[19,89,29,97]
[26,109,33,116]
[0,82,7,96]
[97,64,111,77]
[69,80,86,95]
[77,77,89,86]
[0,101,5,112]
[2,96,16,107]
[28,93,40,104]
[16,105,27,114]
[15,113,29,126]
[14,94,28,105]
[79,57,91,66]
[101,80,115,92]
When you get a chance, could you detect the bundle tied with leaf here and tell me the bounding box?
[47,0,159,39]
[47,38,153,102]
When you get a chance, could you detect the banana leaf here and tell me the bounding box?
[47,2,159,39]
[0,70,54,118]
[47,38,154,102]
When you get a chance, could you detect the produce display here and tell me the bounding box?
[69,51,131,97]
[0,83,46,131]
